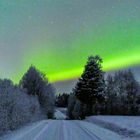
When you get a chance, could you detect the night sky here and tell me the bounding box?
[0,0,140,87]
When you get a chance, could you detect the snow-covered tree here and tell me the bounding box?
[105,70,140,115]
[74,55,105,115]
[20,66,46,96]
[67,94,76,119]
[121,70,139,115]
[105,75,117,114]
[20,66,55,118]
[0,79,42,135]
[72,100,82,119]
[9,90,42,130]
[40,84,55,119]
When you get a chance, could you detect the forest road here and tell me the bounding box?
[2,120,122,140]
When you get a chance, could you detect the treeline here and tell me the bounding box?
[55,93,69,107]
[67,55,140,119]
[105,70,140,115]
[0,66,55,136]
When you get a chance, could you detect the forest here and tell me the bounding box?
[0,55,140,136]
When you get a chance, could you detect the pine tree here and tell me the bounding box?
[74,55,105,115]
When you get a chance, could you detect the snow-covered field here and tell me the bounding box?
[86,116,140,140]
[1,120,122,140]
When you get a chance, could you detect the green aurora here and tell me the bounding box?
[0,0,140,83]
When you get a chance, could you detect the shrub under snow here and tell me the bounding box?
[0,79,42,136]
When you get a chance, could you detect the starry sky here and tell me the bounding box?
[0,0,140,85]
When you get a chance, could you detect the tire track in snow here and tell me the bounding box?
[2,120,122,140]
[71,121,102,140]
[32,121,53,140]
[15,121,48,140]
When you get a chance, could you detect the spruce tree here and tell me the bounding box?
[74,55,105,115]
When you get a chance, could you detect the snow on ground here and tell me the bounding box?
[56,108,67,115]
[54,109,67,119]
[86,116,140,140]
[1,120,49,140]
[1,120,122,140]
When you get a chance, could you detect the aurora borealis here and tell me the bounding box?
[0,0,140,83]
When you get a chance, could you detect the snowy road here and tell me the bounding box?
[2,120,122,140]
[54,110,66,119]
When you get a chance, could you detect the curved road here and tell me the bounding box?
[2,120,122,140]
